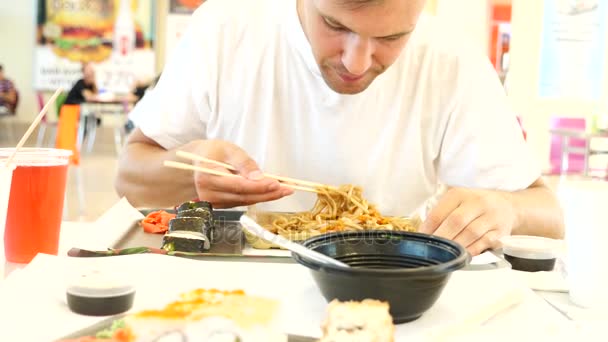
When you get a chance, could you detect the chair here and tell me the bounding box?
[547,117,608,177]
[36,91,66,147]
[547,117,587,175]
[56,104,81,166]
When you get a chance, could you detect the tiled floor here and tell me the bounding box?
[63,154,121,221]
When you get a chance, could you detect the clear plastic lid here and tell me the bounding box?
[500,235,564,260]
[66,266,135,298]
[0,148,72,166]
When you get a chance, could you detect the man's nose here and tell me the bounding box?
[341,35,373,76]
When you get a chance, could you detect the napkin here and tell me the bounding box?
[470,251,502,265]
[75,197,144,250]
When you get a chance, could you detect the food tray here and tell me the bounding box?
[67,209,294,263]
[116,209,245,255]
[127,209,294,261]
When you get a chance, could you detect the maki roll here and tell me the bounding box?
[177,200,213,213]
[166,217,212,252]
[161,232,210,252]
[176,208,215,241]
[168,217,211,236]
[177,208,213,224]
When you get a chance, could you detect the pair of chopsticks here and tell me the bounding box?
[163,151,336,194]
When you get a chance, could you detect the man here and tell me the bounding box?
[63,62,102,134]
[0,64,17,115]
[64,62,98,105]
[116,0,564,256]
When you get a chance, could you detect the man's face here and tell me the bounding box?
[0,69,4,81]
[297,0,425,94]
[83,64,95,85]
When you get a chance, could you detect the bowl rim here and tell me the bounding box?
[292,230,471,276]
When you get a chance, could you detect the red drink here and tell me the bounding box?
[1,149,71,263]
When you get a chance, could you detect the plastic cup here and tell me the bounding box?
[0,164,15,259]
[557,179,608,308]
[0,148,72,263]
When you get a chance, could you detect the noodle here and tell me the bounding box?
[268,184,418,238]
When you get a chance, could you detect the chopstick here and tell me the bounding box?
[163,160,320,194]
[175,150,337,190]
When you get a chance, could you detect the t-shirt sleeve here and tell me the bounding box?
[436,51,540,191]
[129,7,213,150]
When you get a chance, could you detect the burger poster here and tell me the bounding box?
[165,0,205,60]
[169,0,205,14]
[34,0,156,94]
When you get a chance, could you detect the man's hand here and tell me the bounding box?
[419,188,518,256]
[189,140,293,208]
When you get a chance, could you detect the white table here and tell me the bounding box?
[1,221,93,280]
[78,100,132,155]
[0,221,605,341]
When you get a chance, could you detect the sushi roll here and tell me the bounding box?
[162,232,210,252]
[177,200,213,213]
[121,289,286,342]
[177,208,213,224]
[176,208,215,242]
[319,299,394,342]
[168,217,211,236]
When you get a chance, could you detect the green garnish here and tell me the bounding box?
[95,319,125,339]
[162,242,175,252]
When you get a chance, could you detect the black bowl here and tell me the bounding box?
[292,230,470,323]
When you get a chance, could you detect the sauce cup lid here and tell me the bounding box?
[500,235,564,260]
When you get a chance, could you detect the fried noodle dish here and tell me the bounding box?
[268,184,419,238]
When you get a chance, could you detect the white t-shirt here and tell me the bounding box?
[130,0,539,216]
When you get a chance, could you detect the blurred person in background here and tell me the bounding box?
[65,62,99,105]
[0,64,18,115]
[63,62,101,130]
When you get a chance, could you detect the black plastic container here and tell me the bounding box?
[67,290,135,316]
[501,235,561,272]
[292,230,469,323]
[66,271,136,316]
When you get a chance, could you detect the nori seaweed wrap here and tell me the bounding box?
[177,200,213,213]
[168,217,209,234]
[176,208,215,241]
[161,233,210,252]
[177,208,213,223]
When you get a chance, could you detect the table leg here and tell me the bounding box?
[561,137,569,174]
[113,126,124,155]
[76,107,87,153]
[583,138,590,176]
[86,115,98,154]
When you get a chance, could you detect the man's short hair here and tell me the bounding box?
[0,64,3,72]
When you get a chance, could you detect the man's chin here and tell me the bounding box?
[321,75,373,95]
